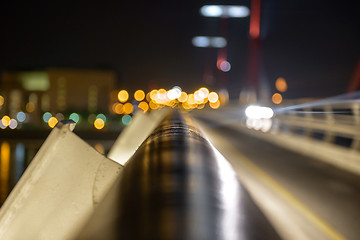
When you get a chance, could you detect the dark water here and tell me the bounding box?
[0,139,113,206]
[0,140,42,204]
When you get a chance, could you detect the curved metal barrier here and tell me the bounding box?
[78,110,280,240]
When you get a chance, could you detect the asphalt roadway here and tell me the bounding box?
[194,114,360,240]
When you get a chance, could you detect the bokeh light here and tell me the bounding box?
[43,112,52,123]
[113,103,124,114]
[219,61,231,72]
[17,112,26,122]
[178,92,188,102]
[48,117,58,128]
[134,90,145,101]
[55,113,64,121]
[122,115,132,125]
[94,118,105,130]
[1,116,10,127]
[0,95,4,106]
[149,100,159,110]
[209,100,220,109]
[123,103,134,114]
[167,87,182,100]
[9,119,18,129]
[26,102,35,113]
[138,101,149,113]
[275,77,288,92]
[208,92,219,103]
[272,93,283,104]
[118,90,129,103]
[96,114,107,123]
[69,113,80,123]
[150,90,158,100]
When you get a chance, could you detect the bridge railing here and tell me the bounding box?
[274,99,360,151]
[77,110,280,240]
[0,109,281,240]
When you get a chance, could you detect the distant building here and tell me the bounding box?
[0,68,116,122]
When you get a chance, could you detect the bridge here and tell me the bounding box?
[0,97,359,240]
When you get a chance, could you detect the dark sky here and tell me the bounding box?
[1,0,359,99]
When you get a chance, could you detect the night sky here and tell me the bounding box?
[1,0,359,99]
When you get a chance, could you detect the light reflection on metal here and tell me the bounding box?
[77,111,280,239]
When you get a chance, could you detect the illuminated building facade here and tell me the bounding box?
[0,68,116,125]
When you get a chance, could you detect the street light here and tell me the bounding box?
[200,5,250,18]
[192,36,227,48]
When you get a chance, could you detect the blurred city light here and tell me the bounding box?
[212,37,227,48]
[134,90,145,101]
[42,112,52,123]
[192,36,227,48]
[1,116,11,127]
[94,118,105,130]
[167,87,182,100]
[9,119,18,129]
[209,100,221,109]
[123,103,133,114]
[192,36,210,47]
[208,92,219,103]
[178,92,188,102]
[0,95,4,106]
[118,90,129,103]
[200,5,222,17]
[219,61,231,72]
[272,93,283,104]
[48,117,58,128]
[113,103,124,114]
[149,100,159,110]
[122,115,132,125]
[55,113,64,121]
[245,105,274,119]
[150,90,158,101]
[227,6,250,17]
[16,112,26,122]
[200,5,250,18]
[25,102,35,113]
[246,118,273,132]
[96,114,107,123]
[69,113,80,123]
[138,101,149,113]
[275,77,288,92]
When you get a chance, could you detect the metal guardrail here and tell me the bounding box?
[275,99,360,151]
[77,110,280,240]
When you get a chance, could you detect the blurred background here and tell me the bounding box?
[0,0,359,207]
